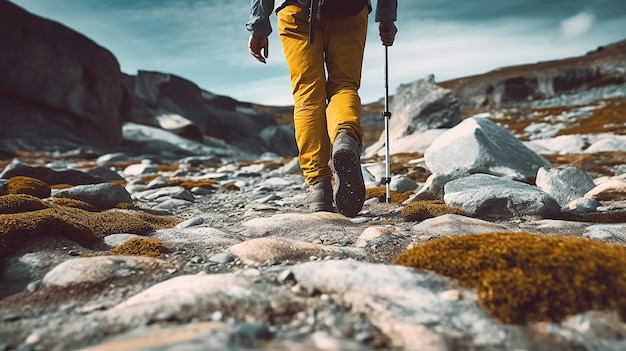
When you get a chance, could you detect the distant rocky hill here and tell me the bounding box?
[437,39,626,115]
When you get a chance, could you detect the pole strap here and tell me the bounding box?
[308,0,319,44]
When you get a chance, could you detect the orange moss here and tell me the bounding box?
[557,98,626,136]
[0,206,180,258]
[7,176,51,199]
[543,152,626,178]
[51,198,97,212]
[141,176,216,190]
[222,183,240,191]
[50,184,74,190]
[156,163,180,172]
[366,187,412,204]
[109,237,169,257]
[0,194,49,214]
[394,232,626,324]
[401,200,468,221]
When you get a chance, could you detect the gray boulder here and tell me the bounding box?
[425,117,552,181]
[535,167,596,208]
[53,183,133,209]
[365,75,461,157]
[444,174,560,218]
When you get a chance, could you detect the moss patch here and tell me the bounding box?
[394,232,626,324]
[109,237,169,257]
[0,206,180,259]
[141,176,216,190]
[0,194,49,215]
[366,187,412,204]
[7,176,51,199]
[401,200,468,221]
[50,198,97,212]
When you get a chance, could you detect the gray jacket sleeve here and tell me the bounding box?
[375,0,397,22]
[246,0,275,37]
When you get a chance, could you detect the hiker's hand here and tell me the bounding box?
[379,21,397,46]
[249,35,269,64]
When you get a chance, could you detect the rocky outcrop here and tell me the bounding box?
[439,39,626,113]
[364,75,461,157]
[123,71,297,156]
[0,1,124,152]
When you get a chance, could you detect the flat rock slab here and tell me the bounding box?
[42,256,174,287]
[228,237,367,264]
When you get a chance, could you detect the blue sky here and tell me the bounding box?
[10,0,626,106]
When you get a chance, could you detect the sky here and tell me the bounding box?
[9,0,626,106]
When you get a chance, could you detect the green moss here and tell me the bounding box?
[365,187,412,204]
[0,194,49,214]
[394,232,626,324]
[401,200,468,221]
[7,176,51,199]
[109,237,169,257]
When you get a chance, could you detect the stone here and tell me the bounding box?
[53,183,133,209]
[536,167,597,207]
[42,256,174,287]
[227,237,366,264]
[585,179,626,201]
[444,174,560,218]
[424,117,552,181]
[389,175,418,193]
[411,214,510,238]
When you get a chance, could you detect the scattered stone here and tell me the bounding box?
[536,167,596,207]
[444,174,560,218]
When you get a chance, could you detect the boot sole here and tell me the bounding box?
[333,147,365,217]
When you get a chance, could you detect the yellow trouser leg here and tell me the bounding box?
[278,5,368,184]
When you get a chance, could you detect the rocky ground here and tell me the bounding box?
[1,84,626,350]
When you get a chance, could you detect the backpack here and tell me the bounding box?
[318,0,369,18]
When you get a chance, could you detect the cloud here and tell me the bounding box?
[560,11,595,39]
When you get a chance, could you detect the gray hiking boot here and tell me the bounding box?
[308,176,334,213]
[332,133,365,217]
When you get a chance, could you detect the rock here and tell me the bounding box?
[404,168,470,202]
[585,135,626,153]
[364,129,447,158]
[175,217,204,229]
[42,256,174,287]
[444,174,560,218]
[365,75,461,157]
[585,179,626,201]
[227,237,366,264]
[86,167,125,182]
[389,175,418,193]
[1,162,107,186]
[240,212,355,240]
[290,260,508,349]
[524,135,587,154]
[411,214,510,238]
[568,197,602,214]
[355,226,397,248]
[584,224,626,242]
[0,1,123,152]
[123,163,157,176]
[103,234,142,248]
[53,183,133,209]
[535,167,597,207]
[424,117,552,181]
[96,153,131,167]
[208,252,235,264]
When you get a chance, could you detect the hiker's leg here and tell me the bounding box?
[278,5,331,185]
[323,7,368,146]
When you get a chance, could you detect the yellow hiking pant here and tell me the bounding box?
[278,5,368,185]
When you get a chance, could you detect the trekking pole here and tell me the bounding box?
[382,45,392,203]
